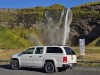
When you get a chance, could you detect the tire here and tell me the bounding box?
[11,60,19,70]
[44,62,55,73]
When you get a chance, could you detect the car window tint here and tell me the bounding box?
[35,47,43,54]
[24,48,34,54]
[47,47,63,53]
[64,47,75,55]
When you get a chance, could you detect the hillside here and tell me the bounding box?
[70,2,100,46]
[0,2,100,48]
[0,26,35,49]
[87,37,100,46]
[0,4,65,29]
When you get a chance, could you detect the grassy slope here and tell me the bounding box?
[87,37,100,46]
[72,47,100,61]
[71,2,100,46]
[81,2,100,6]
[0,49,26,61]
[72,2,100,18]
[0,26,31,48]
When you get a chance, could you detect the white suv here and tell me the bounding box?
[10,46,77,73]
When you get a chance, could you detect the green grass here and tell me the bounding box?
[0,49,24,60]
[72,46,100,66]
[72,47,100,61]
[81,2,100,6]
[0,26,44,49]
[71,2,100,18]
[0,26,33,48]
[87,37,100,46]
[77,62,100,67]
[72,47,100,54]
[0,62,10,65]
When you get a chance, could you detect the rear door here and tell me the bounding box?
[32,47,44,68]
[64,47,76,63]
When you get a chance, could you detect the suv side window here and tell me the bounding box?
[46,47,63,53]
[35,47,43,54]
[23,48,35,54]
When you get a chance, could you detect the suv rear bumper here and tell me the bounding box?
[62,63,77,69]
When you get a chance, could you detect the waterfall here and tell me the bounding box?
[58,10,64,28]
[62,9,72,45]
[43,9,72,45]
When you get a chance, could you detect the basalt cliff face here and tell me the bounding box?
[70,2,100,46]
[0,2,100,46]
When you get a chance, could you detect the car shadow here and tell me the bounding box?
[0,64,11,69]
[0,64,67,73]
[0,64,45,73]
[20,67,45,73]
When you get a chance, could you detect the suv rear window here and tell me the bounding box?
[47,47,63,53]
[64,47,76,55]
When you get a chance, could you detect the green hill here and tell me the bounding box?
[70,2,100,46]
[0,26,32,49]
[71,2,100,19]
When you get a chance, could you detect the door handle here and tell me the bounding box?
[39,56,42,57]
[29,56,32,57]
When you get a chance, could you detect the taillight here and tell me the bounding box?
[63,56,67,63]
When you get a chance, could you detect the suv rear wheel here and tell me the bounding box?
[44,62,55,73]
[11,60,19,70]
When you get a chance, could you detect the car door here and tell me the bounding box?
[32,47,44,68]
[19,48,35,67]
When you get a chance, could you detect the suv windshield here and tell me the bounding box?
[64,47,76,55]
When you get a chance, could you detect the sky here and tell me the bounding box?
[0,0,99,8]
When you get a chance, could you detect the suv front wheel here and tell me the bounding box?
[11,60,19,70]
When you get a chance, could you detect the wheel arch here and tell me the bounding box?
[43,58,58,67]
[11,58,21,66]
